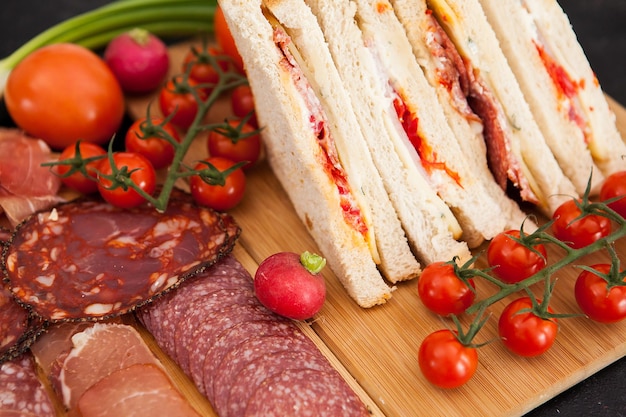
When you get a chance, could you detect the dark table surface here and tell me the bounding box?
[1,1,625,416]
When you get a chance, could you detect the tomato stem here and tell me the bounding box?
[464,200,626,316]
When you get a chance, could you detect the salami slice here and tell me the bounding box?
[226,349,334,417]
[211,333,318,415]
[199,316,297,400]
[3,196,240,321]
[0,354,56,417]
[0,285,46,364]
[243,368,369,417]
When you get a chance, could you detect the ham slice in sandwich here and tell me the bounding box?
[477,0,626,193]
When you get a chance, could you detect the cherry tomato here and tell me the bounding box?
[498,297,558,357]
[5,43,125,150]
[182,45,229,93]
[125,117,180,169]
[56,142,106,194]
[575,264,626,324]
[159,76,204,130]
[214,5,244,73]
[189,157,246,211]
[551,199,611,249]
[417,262,475,316]
[231,84,257,127]
[418,330,478,389]
[487,230,548,284]
[207,120,261,168]
[600,171,626,219]
[97,152,157,209]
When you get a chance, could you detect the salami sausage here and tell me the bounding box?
[137,255,370,417]
[3,195,240,321]
[0,353,56,417]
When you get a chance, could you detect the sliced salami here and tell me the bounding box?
[0,353,56,417]
[244,368,369,417]
[226,349,334,417]
[211,333,318,415]
[3,196,240,321]
[199,316,298,400]
[137,255,370,416]
[174,288,259,375]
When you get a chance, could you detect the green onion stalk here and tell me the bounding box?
[0,0,218,97]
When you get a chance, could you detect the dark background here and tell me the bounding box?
[0,1,625,416]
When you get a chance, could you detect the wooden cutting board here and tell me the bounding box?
[112,41,626,416]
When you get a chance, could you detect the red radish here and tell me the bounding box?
[104,28,169,94]
[254,251,327,320]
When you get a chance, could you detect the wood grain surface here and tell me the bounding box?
[66,42,626,416]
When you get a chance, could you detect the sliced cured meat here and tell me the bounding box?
[0,354,56,417]
[30,321,116,376]
[76,363,201,417]
[0,128,63,228]
[211,333,319,415]
[4,195,240,321]
[53,323,161,410]
[138,255,370,416]
[0,286,32,360]
[226,349,334,417]
[244,368,369,417]
[198,314,297,399]
[136,256,252,362]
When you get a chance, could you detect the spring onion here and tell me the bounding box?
[0,0,218,96]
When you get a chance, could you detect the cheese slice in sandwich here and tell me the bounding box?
[390,0,578,215]
[477,0,626,192]
[307,0,531,249]
[218,0,423,307]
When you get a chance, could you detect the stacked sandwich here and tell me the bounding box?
[218,0,626,308]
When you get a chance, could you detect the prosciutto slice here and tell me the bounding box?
[0,128,63,228]
[76,363,201,417]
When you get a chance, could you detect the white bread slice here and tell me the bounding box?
[335,0,529,247]
[382,0,531,232]
[478,0,626,188]
[262,0,421,284]
[218,0,419,307]
[399,0,578,216]
[303,0,472,261]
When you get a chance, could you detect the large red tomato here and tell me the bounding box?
[5,43,125,150]
[214,5,244,73]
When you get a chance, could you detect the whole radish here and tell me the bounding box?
[254,251,327,320]
[104,28,169,94]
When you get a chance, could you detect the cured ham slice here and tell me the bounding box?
[76,363,201,417]
[51,323,161,411]
[0,354,55,417]
[0,128,63,228]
